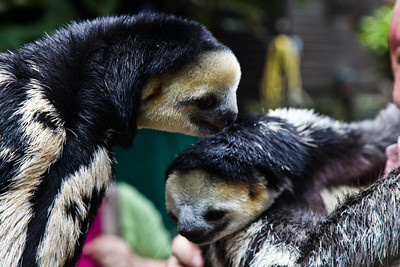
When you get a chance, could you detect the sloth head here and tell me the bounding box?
[21,13,240,145]
[166,169,280,244]
[110,13,242,137]
[138,49,240,137]
[165,114,308,244]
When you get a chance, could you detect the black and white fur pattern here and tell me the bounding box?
[202,169,400,267]
[165,104,400,266]
[0,13,241,266]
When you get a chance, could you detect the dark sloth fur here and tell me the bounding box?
[202,169,400,266]
[0,13,233,266]
[167,105,400,212]
[166,104,400,266]
[7,13,226,148]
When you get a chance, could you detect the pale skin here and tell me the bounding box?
[83,235,169,267]
[83,234,204,267]
[390,0,400,108]
[167,235,204,267]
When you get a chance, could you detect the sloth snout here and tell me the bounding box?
[217,111,237,128]
[179,227,206,243]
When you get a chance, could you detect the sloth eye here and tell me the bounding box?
[196,95,218,110]
[204,209,227,221]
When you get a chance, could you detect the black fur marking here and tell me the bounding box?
[168,105,400,266]
[178,94,220,110]
[33,111,58,131]
[1,13,231,266]
[20,13,227,148]
[0,162,14,196]
[0,70,29,153]
[167,113,350,203]
[0,76,32,196]
[65,200,86,222]
[167,114,311,189]
[167,107,399,211]
[20,136,107,265]
[65,186,107,266]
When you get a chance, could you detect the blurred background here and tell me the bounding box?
[0,0,395,234]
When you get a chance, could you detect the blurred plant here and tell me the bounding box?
[165,0,308,37]
[358,4,393,55]
[0,0,309,52]
[0,0,74,51]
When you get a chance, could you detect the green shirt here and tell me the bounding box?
[117,182,172,259]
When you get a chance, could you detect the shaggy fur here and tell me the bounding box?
[166,104,400,266]
[201,169,400,266]
[0,13,240,266]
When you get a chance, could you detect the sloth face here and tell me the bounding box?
[137,50,240,137]
[166,170,278,244]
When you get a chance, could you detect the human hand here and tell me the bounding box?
[167,235,204,267]
[83,235,137,267]
[384,137,400,176]
[389,0,400,106]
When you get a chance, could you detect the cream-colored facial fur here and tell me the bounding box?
[138,50,241,137]
[166,169,278,244]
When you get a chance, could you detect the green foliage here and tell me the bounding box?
[0,0,309,52]
[0,17,68,51]
[0,0,75,51]
[0,0,120,52]
[358,4,393,55]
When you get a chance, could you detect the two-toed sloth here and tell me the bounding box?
[166,105,400,266]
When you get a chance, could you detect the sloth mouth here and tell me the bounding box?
[187,236,212,245]
[182,231,218,245]
[180,222,229,245]
[190,112,237,137]
[193,118,224,136]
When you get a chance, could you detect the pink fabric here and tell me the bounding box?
[76,204,104,267]
[384,137,400,176]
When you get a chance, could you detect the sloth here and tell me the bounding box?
[165,104,400,266]
[0,13,241,266]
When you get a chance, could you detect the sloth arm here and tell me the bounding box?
[298,169,400,266]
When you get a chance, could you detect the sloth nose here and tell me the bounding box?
[217,112,237,128]
[225,112,237,126]
[179,228,205,242]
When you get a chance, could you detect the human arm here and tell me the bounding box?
[83,235,168,267]
[167,235,204,267]
[83,234,204,267]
